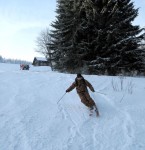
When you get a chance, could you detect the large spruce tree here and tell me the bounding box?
[50,0,80,72]
[50,0,145,75]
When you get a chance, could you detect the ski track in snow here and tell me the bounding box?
[0,64,145,150]
[54,77,133,150]
[96,93,135,150]
[0,76,32,150]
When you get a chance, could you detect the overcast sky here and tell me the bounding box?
[0,0,145,62]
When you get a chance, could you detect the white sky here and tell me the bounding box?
[0,0,56,61]
[0,0,145,62]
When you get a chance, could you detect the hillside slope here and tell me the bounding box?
[0,63,145,150]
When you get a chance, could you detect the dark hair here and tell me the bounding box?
[77,73,82,78]
[75,74,85,86]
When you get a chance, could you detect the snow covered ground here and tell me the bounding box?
[0,63,145,150]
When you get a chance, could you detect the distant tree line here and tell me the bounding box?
[36,0,145,76]
[0,55,31,64]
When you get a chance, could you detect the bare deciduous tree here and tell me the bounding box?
[35,28,51,58]
[35,27,54,71]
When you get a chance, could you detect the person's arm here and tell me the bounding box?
[85,80,95,92]
[66,82,76,92]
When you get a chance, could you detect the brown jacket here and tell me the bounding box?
[66,78,95,94]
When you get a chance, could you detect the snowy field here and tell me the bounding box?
[0,63,145,150]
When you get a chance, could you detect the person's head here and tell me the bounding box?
[77,73,82,78]
[75,73,85,85]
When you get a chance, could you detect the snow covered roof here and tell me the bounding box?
[35,57,48,61]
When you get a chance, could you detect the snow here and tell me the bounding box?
[35,57,48,61]
[0,63,145,150]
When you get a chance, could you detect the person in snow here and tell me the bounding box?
[66,74,99,116]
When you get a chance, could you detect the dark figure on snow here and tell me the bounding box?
[66,74,99,116]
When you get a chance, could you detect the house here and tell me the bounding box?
[32,57,49,66]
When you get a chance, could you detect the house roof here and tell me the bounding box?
[35,57,48,62]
